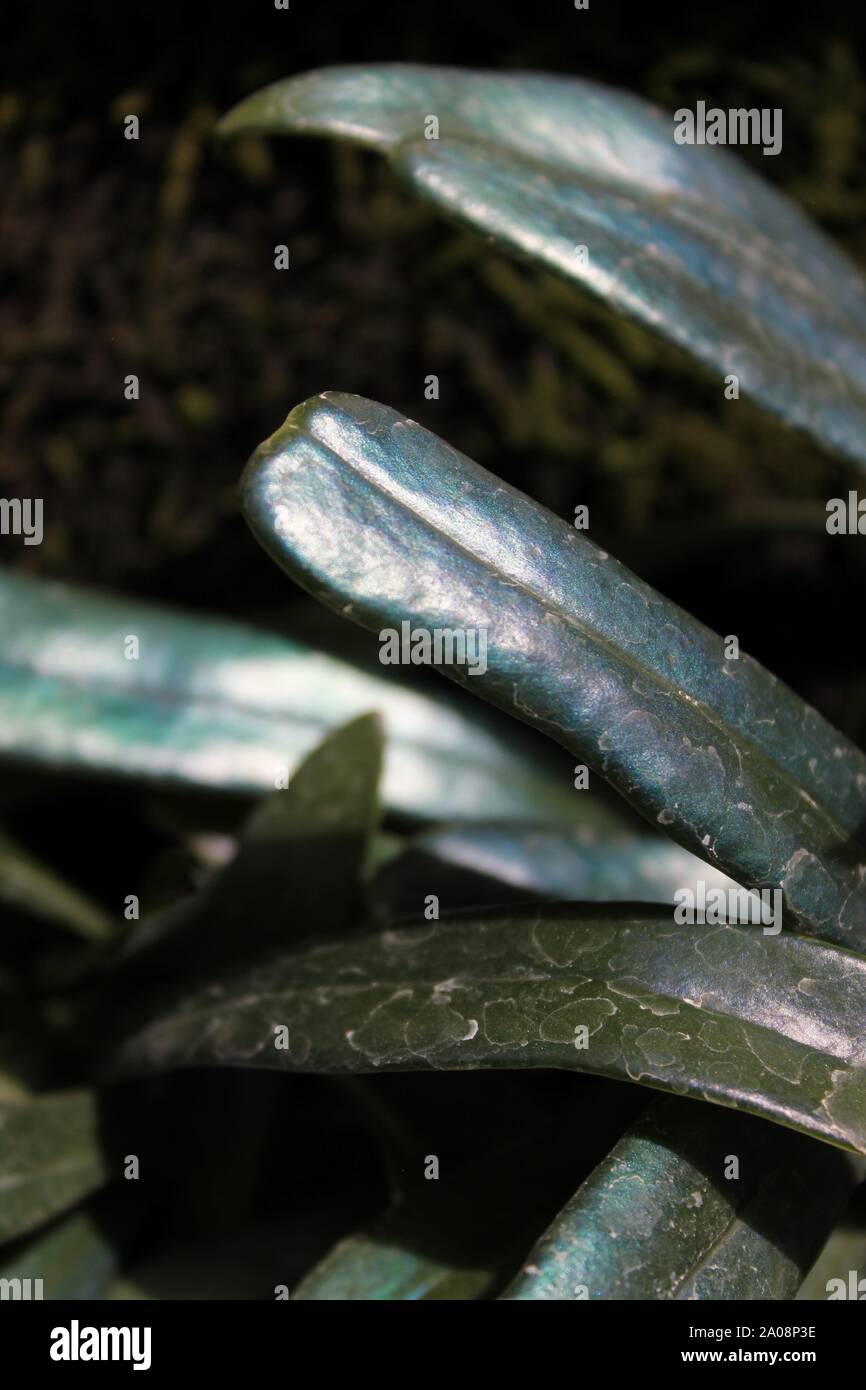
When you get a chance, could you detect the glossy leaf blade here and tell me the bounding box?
[503,1096,865,1300]
[220,65,866,468]
[114,907,866,1155]
[0,1090,107,1244]
[0,568,581,826]
[241,393,866,947]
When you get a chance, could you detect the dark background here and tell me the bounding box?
[2,0,866,725]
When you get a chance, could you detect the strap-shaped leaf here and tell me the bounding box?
[372,823,742,919]
[503,1096,865,1300]
[241,393,866,947]
[0,568,580,827]
[0,1090,107,1244]
[220,65,866,468]
[113,907,866,1155]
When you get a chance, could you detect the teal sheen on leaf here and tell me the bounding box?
[241,393,866,947]
[372,822,742,919]
[219,65,866,468]
[503,1096,865,1300]
[0,569,580,827]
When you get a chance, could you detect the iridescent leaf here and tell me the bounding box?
[503,1096,865,1300]
[220,65,866,467]
[0,568,582,827]
[241,393,866,947]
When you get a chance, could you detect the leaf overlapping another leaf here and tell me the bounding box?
[0,568,579,827]
[240,392,866,947]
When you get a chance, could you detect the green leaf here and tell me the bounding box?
[119,714,385,973]
[220,65,866,469]
[295,1074,634,1300]
[796,1183,866,1301]
[502,1096,865,1300]
[113,907,866,1155]
[372,823,743,919]
[0,1090,107,1244]
[0,1209,117,1299]
[294,1227,492,1301]
[241,393,866,947]
[0,568,582,828]
[0,828,112,943]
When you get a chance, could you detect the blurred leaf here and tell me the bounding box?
[0,828,111,943]
[372,822,744,919]
[114,906,866,1155]
[0,568,583,828]
[797,1183,866,1300]
[119,714,384,973]
[221,65,866,468]
[0,1089,107,1244]
[0,1209,117,1299]
[241,393,866,947]
[503,1096,865,1300]
[294,1226,491,1300]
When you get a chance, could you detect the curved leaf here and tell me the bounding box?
[114,907,866,1155]
[503,1096,865,1300]
[241,393,866,947]
[0,1090,107,1244]
[0,568,585,828]
[220,65,866,468]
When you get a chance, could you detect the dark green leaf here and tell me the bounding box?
[114,907,866,1155]
[0,568,581,827]
[502,1096,865,1300]
[119,714,384,973]
[0,1210,117,1299]
[241,393,866,947]
[220,65,866,468]
[0,1090,107,1244]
